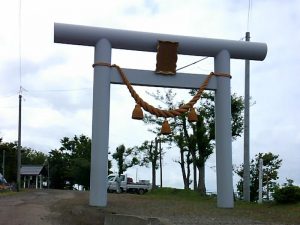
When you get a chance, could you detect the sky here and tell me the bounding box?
[0,0,299,192]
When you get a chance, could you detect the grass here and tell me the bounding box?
[0,190,18,197]
[145,187,300,224]
[147,187,208,198]
[0,188,31,197]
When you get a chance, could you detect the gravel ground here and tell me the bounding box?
[0,189,298,225]
[0,189,74,225]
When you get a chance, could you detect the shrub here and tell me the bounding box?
[273,185,300,204]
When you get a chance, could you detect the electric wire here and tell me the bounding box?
[26,87,92,93]
[0,93,19,99]
[176,56,209,72]
[176,34,246,72]
[0,105,18,109]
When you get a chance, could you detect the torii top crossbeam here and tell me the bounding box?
[54,23,267,60]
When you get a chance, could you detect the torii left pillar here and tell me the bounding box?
[90,39,111,206]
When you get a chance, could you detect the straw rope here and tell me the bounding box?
[92,62,231,118]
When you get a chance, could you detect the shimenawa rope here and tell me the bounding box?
[92,62,231,118]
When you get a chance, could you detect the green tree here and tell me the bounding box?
[143,90,244,193]
[273,179,300,204]
[49,134,112,189]
[48,148,70,189]
[136,139,161,189]
[0,139,47,183]
[108,152,113,175]
[188,92,244,193]
[59,135,92,189]
[112,144,139,176]
[0,140,18,182]
[235,152,282,201]
[173,131,192,189]
[21,147,47,165]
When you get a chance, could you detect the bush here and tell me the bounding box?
[273,185,300,204]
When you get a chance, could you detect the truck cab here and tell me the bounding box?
[107,174,127,192]
[107,174,151,194]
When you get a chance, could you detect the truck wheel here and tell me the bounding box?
[138,189,145,195]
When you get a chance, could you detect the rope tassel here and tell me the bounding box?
[187,108,198,122]
[161,119,171,135]
[132,104,144,120]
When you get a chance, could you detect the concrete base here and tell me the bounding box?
[104,214,170,225]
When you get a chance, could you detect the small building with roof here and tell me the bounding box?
[21,165,48,189]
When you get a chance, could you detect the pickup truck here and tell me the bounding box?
[107,174,151,194]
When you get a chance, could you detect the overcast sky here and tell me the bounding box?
[0,0,299,191]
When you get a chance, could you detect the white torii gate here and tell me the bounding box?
[54,23,267,208]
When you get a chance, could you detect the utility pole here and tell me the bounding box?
[47,159,50,189]
[2,150,5,177]
[243,31,251,201]
[258,158,263,203]
[44,158,50,189]
[159,138,162,188]
[17,94,22,191]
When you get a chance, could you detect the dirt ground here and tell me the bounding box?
[0,189,105,225]
[0,189,298,225]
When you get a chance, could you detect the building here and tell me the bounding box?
[20,165,48,189]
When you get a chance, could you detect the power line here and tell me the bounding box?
[0,87,92,99]
[0,105,18,109]
[176,56,209,72]
[27,87,92,93]
[176,34,247,72]
[0,93,19,99]
[175,33,250,72]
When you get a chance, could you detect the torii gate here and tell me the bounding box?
[54,23,267,208]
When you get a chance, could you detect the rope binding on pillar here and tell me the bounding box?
[92,62,231,135]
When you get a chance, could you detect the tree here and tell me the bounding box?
[173,131,192,189]
[112,144,139,176]
[48,134,113,189]
[0,139,47,183]
[48,148,70,189]
[235,152,282,201]
[143,90,244,193]
[143,90,191,188]
[108,152,113,175]
[0,140,18,182]
[21,147,47,165]
[189,92,244,193]
[59,135,92,189]
[135,139,161,189]
[273,179,300,204]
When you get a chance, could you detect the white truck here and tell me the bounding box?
[107,174,151,194]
